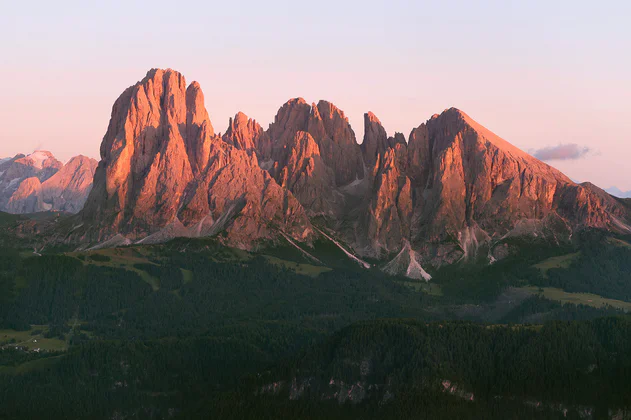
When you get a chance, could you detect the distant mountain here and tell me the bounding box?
[606,186,631,198]
[0,152,97,214]
[66,68,631,274]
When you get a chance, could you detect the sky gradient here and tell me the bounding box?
[2,0,630,190]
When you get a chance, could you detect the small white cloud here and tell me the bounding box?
[532,143,592,161]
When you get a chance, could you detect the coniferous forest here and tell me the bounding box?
[1,228,631,419]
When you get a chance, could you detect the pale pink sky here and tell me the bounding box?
[1,1,630,190]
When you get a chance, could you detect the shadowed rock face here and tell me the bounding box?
[73,68,631,267]
[81,69,312,247]
[0,152,96,214]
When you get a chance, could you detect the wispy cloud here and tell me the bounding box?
[532,143,593,161]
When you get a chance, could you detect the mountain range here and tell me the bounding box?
[0,151,97,214]
[606,186,631,198]
[6,68,631,276]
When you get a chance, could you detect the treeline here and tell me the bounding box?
[435,232,631,306]
[500,295,624,324]
[539,235,631,301]
[434,238,566,303]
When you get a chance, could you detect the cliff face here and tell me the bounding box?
[70,68,631,269]
[0,152,96,214]
[260,98,366,217]
[80,69,312,248]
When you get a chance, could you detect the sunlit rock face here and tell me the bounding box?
[259,98,366,218]
[80,69,313,248]
[72,68,631,269]
[350,107,631,266]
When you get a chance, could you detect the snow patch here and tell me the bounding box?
[26,151,53,169]
[315,227,371,269]
[383,241,431,281]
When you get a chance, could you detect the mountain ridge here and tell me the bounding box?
[26,68,631,274]
[0,151,97,214]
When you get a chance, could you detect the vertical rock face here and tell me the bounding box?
[273,131,338,216]
[84,69,196,233]
[261,98,365,217]
[307,101,364,186]
[81,69,313,247]
[361,112,390,168]
[185,81,214,175]
[358,113,412,255]
[0,152,96,214]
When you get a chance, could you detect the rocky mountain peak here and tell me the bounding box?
[80,69,313,248]
[14,150,61,171]
[222,112,266,152]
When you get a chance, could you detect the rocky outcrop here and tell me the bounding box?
[222,112,269,153]
[80,68,312,248]
[0,152,95,214]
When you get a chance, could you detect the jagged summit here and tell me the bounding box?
[222,111,266,152]
[436,107,564,170]
[54,68,631,273]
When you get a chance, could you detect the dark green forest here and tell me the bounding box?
[0,228,630,419]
